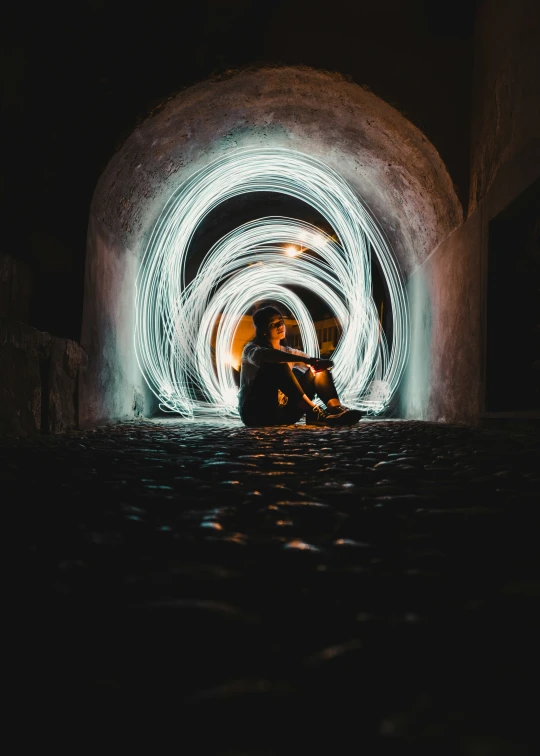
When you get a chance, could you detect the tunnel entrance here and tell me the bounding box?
[81,66,462,428]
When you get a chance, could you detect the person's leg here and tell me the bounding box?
[297,367,363,425]
[292,367,315,398]
[293,368,332,424]
[273,363,307,404]
[274,363,327,423]
[241,363,315,426]
[295,368,340,406]
[312,369,339,406]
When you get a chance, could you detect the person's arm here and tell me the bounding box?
[255,347,333,370]
[257,348,307,364]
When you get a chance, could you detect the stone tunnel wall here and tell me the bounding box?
[1,252,88,435]
[469,0,540,214]
[400,0,540,423]
[0,315,87,436]
[81,66,462,428]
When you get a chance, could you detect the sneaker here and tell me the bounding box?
[307,405,363,426]
[327,404,365,422]
[328,407,364,425]
[326,403,356,415]
[304,405,325,425]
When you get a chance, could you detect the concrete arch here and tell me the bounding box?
[81,66,463,426]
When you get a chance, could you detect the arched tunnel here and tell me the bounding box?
[4,1,540,751]
[81,66,464,426]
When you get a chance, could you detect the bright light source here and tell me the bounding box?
[298,229,328,250]
[135,148,409,418]
[311,232,329,250]
[284,244,300,257]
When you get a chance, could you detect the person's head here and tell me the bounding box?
[252,305,286,345]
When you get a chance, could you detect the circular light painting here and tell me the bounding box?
[135,148,409,417]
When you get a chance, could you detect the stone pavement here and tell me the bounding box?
[10,419,540,753]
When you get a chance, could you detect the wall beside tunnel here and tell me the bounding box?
[401,210,483,422]
[401,0,540,423]
[81,66,463,427]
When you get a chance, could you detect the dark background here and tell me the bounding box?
[5,0,477,340]
[486,178,540,411]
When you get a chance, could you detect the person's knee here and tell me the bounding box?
[313,368,331,383]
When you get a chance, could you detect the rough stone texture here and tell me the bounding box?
[92,67,462,275]
[0,252,33,323]
[48,338,87,433]
[0,318,87,436]
[402,210,483,423]
[401,1,540,423]
[463,0,540,417]
[80,216,143,428]
[13,419,540,751]
[0,318,50,435]
[83,66,462,429]
[470,0,540,212]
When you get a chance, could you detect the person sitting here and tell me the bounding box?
[238,305,363,427]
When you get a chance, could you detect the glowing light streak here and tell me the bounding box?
[135,149,409,417]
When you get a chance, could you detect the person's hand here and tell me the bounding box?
[309,357,334,372]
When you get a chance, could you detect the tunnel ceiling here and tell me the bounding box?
[92,66,463,277]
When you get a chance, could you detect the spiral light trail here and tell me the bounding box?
[135,148,409,418]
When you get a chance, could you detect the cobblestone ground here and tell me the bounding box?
[10,419,540,753]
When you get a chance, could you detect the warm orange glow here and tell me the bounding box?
[284,244,301,257]
[212,314,296,372]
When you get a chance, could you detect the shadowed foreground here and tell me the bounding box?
[12,419,540,753]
